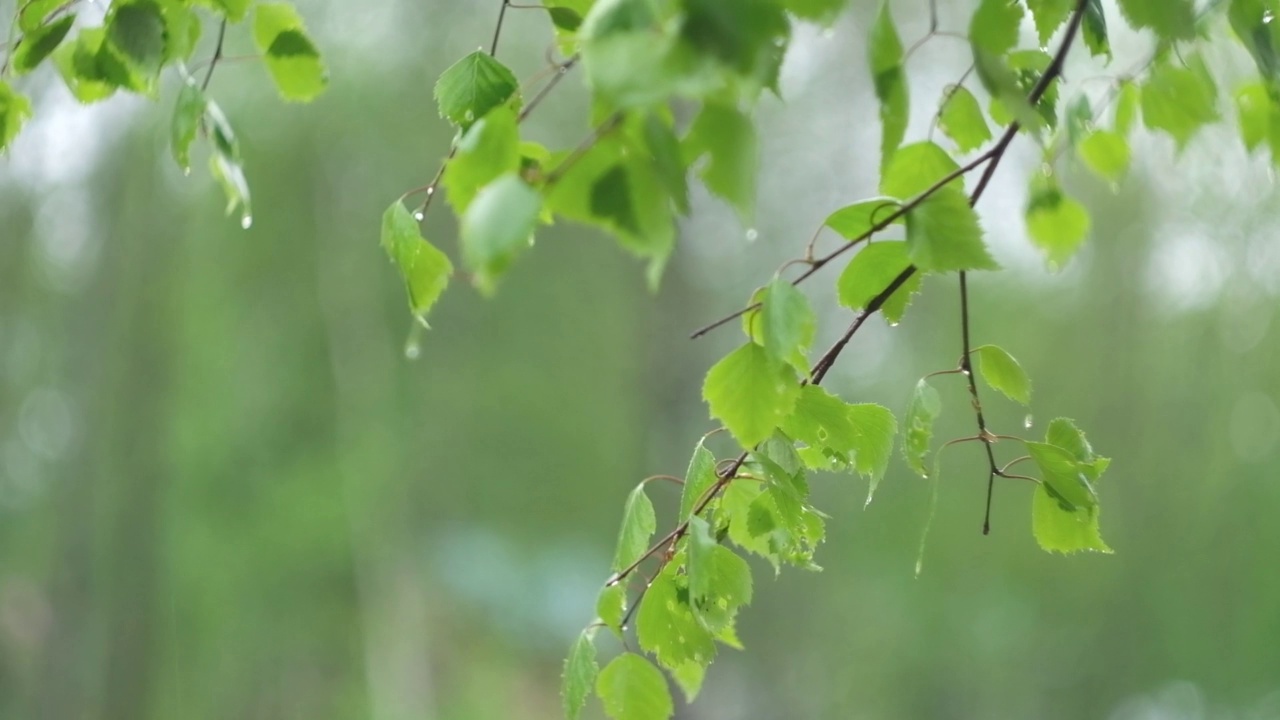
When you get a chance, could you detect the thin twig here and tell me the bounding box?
[544,112,625,186]
[490,0,510,56]
[200,19,228,92]
[518,54,579,122]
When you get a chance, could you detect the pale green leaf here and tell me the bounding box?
[1026,0,1071,45]
[11,13,74,75]
[597,584,626,632]
[1114,81,1139,135]
[611,484,656,572]
[171,81,205,173]
[0,82,34,153]
[974,344,1031,405]
[669,661,707,703]
[1116,0,1196,41]
[905,186,998,272]
[380,202,454,324]
[903,378,941,478]
[703,343,800,448]
[460,173,541,294]
[253,3,328,102]
[687,517,753,632]
[823,197,903,239]
[1141,59,1219,149]
[636,562,717,669]
[939,85,993,153]
[1032,484,1112,554]
[18,0,65,32]
[679,440,718,522]
[971,0,1024,56]
[836,241,921,324]
[1077,130,1131,183]
[1235,82,1272,152]
[847,403,897,503]
[597,653,675,720]
[758,278,816,373]
[870,1,908,167]
[685,102,757,221]
[1026,171,1090,270]
[434,50,521,129]
[642,112,690,214]
[880,141,961,198]
[1027,441,1098,510]
[563,629,599,720]
[442,105,521,214]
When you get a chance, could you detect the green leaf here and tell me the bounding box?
[611,483,656,572]
[1229,0,1280,84]
[563,629,599,720]
[1114,81,1139,135]
[1116,0,1196,42]
[253,3,328,102]
[847,403,897,503]
[880,141,961,199]
[1077,130,1130,184]
[971,0,1024,56]
[18,0,65,32]
[1236,82,1268,152]
[0,82,34,153]
[1044,417,1110,482]
[869,1,908,168]
[597,583,627,632]
[938,85,993,153]
[636,561,717,669]
[679,439,718,522]
[681,0,790,78]
[669,661,707,703]
[685,101,757,221]
[434,50,521,129]
[1140,59,1219,149]
[836,241,921,325]
[1026,0,1072,45]
[783,0,847,24]
[756,278,816,373]
[781,386,896,497]
[977,49,1056,133]
[905,186,998,272]
[1082,0,1111,59]
[171,81,206,173]
[11,13,75,75]
[703,343,801,448]
[687,517,753,632]
[1026,441,1098,510]
[460,173,541,294]
[380,201,454,325]
[1032,484,1112,554]
[903,378,941,478]
[642,112,690,214]
[823,197,903,240]
[974,345,1031,405]
[1025,170,1090,270]
[54,28,120,103]
[549,6,584,31]
[596,653,675,720]
[104,0,168,91]
[442,105,520,214]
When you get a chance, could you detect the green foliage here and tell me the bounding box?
[1140,58,1220,149]
[974,345,1032,406]
[836,241,920,324]
[939,86,994,153]
[752,277,816,373]
[1026,169,1090,270]
[460,173,541,294]
[869,1,907,168]
[253,3,328,102]
[0,82,32,153]
[702,343,800,448]
[380,201,454,326]
[905,186,998,272]
[679,440,718,522]
[10,14,74,75]
[434,51,521,129]
[596,653,674,720]
[611,484,656,572]
[1077,130,1131,183]
[563,629,599,720]
[903,378,942,478]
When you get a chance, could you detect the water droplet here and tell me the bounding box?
[816,427,829,442]
[1265,10,1275,23]
[240,215,253,230]
[745,228,759,241]
[1024,414,1034,429]
[888,321,900,328]
[464,110,475,122]
[677,635,686,643]
[413,211,425,221]
[405,343,421,360]
[183,167,191,177]
[425,186,435,195]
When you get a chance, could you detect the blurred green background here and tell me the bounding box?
[3,1,1280,718]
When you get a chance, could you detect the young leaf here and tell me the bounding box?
[1044,417,1110,482]
[869,1,908,168]
[563,628,599,720]
[442,105,521,214]
[642,112,690,214]
[679,440,718,522]
[970,0,1024,56]
[836,241,921,324]
[1141,59,1219,149]
[1026,441,1098,510]
[681,0,790,79]
[597,583,626,632]
[847,403,897,503]
[53,28,120,103]
[685,102,757,222]
[11,13,75,75]
[548,6,584,31]
[105,0,167,89]
[703,343,801,448]
[669,661,707,703]
[903,378,942,478]
[1115,0,1196,42]
[686,517,753,632]
[171,81,206,173]
[611,484,656,572]
[905,186,999,272]
[823,197,903,240]
[1026,0,1072,46]
[974,345,1032,405]
[252,3,328,102]
[460,173,541,294]
[759,278,816,373]
[1026,171,1090,270]
[1235,82,1271,152]
[597,653,675,720]
[1032,484,1112,554]
[636,562,717,669]
[18,0,65,32]
[0,82,34,153]
[1114,81,1140,135]
[210,152,252,227]
[1082,0,1110,59]
[938,85,993,154]
[880,141,963,199]
[434,50,521,129]
[1077,130,1130,184]
[380,201,454,325]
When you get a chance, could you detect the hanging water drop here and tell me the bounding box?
[1024,414,1034,429]
[1265,10,1275,23]
[413,211,425,222]
[745,228,759,241]
[240,215,253,230]
[405,342,421,360]
[183,167,191,177]
[425,186,435,195]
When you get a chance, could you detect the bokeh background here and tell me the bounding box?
[3,1,1280,718]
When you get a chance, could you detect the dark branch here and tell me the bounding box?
[200,19,228,92]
